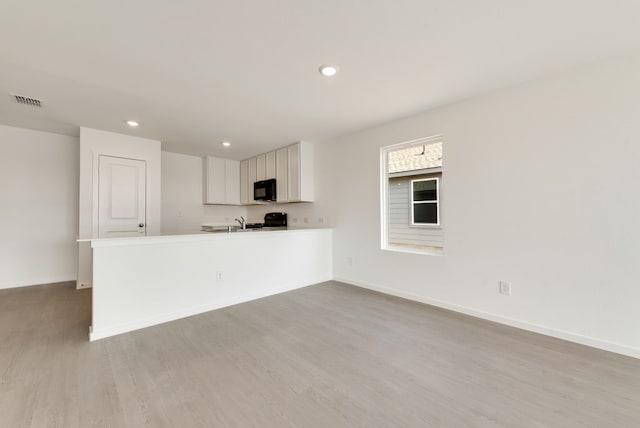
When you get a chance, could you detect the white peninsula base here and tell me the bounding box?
[89,229,332,341]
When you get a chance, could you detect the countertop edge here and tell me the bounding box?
[82,228,333,248]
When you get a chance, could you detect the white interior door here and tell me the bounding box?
[98,155,147,238]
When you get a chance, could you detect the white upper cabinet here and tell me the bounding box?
[287,144,300,202]
[286,141,314,202]
[225,160,240,205]
[236,141,314,205]
[203,156,225,204]
[247,157,257,203]
[240,158,259,205]
[256,154,266,181]
[276,148,288,203]
[265,151,276,179]
[240,159,249,205]
[203,156,241,205]
[253,152,277,181]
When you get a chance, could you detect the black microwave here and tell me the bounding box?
[254,179,276,201]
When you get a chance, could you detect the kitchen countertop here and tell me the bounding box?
[78,227,331,247]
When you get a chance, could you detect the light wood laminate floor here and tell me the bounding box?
[1,281,639,427]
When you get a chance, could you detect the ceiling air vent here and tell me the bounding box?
[11,94,43,108]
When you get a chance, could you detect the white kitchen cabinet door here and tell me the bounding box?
[256,154,266,181]
[225,160,240,205]
[286,141,314,202]
[248,157,257,203]
[204,156,225,204]
[240,159,249,205]
[203,156,241,205]
[298,141,314,202]
[265,151,276,179]
[98,155,147,238]
[276,148,288,203]
[287,144,300,201]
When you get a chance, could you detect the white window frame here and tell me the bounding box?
[380,135,443,256]
[410,177,440,226]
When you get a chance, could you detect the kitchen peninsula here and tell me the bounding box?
[87,228,332,341]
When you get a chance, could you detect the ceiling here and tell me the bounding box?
[1,1,640,160]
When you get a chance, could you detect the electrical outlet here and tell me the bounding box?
[216,271,223,282]
[347,256,353,266]
[303,217,309,224]
[499,281,511,295]
[318,217,325,224]
[292,217,298,223]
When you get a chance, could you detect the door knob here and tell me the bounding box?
[139,223,145,228]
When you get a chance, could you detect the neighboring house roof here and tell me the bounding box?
[388,142,442,173]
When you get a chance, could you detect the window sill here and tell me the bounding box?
[409,224,442,229]
[382,245,443,257]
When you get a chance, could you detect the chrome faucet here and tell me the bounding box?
[235,216,247,229]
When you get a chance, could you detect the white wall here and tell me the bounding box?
[316,53,640,357]
[161,151,247,234]
[0,125,78,289]
[77,128,161,288]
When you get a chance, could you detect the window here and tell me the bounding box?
[411,177,439,226]
[381,136,443,254]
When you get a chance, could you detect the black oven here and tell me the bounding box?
[254,179,276,201]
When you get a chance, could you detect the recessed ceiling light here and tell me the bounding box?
[126,120,139,127]
[221,141,231,147]
[319,64,338,77]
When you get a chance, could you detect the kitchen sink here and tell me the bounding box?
[201,225,254,233]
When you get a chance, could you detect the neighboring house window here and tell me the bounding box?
[381,136,443,254]
[411,177,439,225]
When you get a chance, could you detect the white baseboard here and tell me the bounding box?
[335,277,640,360]
[89,275,331,341]
[0,277,76,290]
[76,281,92,290]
